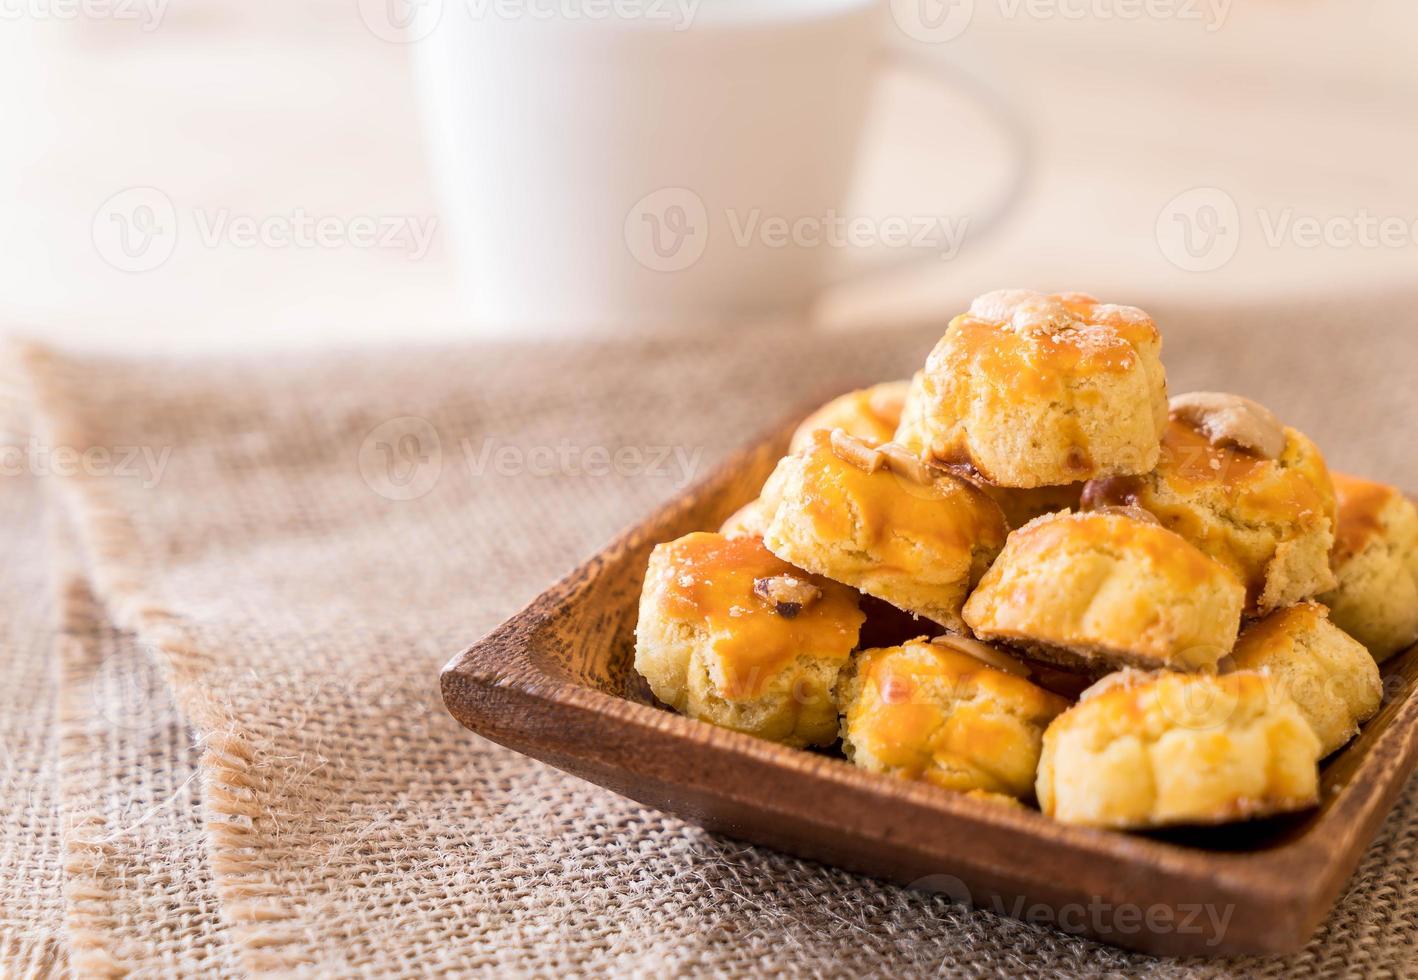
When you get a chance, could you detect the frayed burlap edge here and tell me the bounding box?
[23,344,313,977]
[53,571,139,980]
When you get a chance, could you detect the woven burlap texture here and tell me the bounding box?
[9,295,1418,977]
[53,511,242,980]
[0,478,66,978]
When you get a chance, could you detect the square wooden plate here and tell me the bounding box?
[441,413,1418,958]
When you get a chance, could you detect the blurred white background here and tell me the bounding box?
[2,0,1415,349]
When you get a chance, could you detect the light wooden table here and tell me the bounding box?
[1,1,1414,350]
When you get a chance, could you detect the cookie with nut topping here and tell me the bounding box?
[1036,669,1321,829]
[1318,474,1418,661]
[905,290,1168,488]
[1083,392,1338,616]
[760,428,1009,631]
[789,379,912,455]
[963,509,1246,674]
[839,635,1070,799]
[634,531,865,747]
[720,382,916,542]
[1230,601,1382,757]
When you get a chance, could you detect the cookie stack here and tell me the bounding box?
[634,290,1418,831]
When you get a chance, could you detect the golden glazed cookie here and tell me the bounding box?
[719,459,796,540]
[1318,474,1418,661]
[635,532,864,748]
[896,370,1084,529]
[1084,392,1338,616]
[761,429,1009,631]
[907,290,1168,488]
[963,510,1246,673]
[713,377,914,544]
[839,635,1070,798]
[789,380,911,455]
[1037,670,1321,828]
[1230,602,1382,757]
[719,498,769,540]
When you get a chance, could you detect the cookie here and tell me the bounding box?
[789,380,911,455]
[906,290,1168,488]
[896,369,1084,529]
[635,532,864,747]
[1037,670,1321,828]
[963,509,1245,673]
[761,429,1008,631]
[839,635,1069,798]
[719,497,769,540]
[1319,474,1418,661]
[1084,392,1337,615]
[1230,602,1382,756]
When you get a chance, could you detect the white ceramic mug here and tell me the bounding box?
[406,0,891,333]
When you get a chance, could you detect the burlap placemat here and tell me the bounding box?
[8,294,1418,976]
[0,477,66,978]
[53,516,241,979]
[0,376,239,979]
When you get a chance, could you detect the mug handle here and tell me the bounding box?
[821,49,1033,288]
